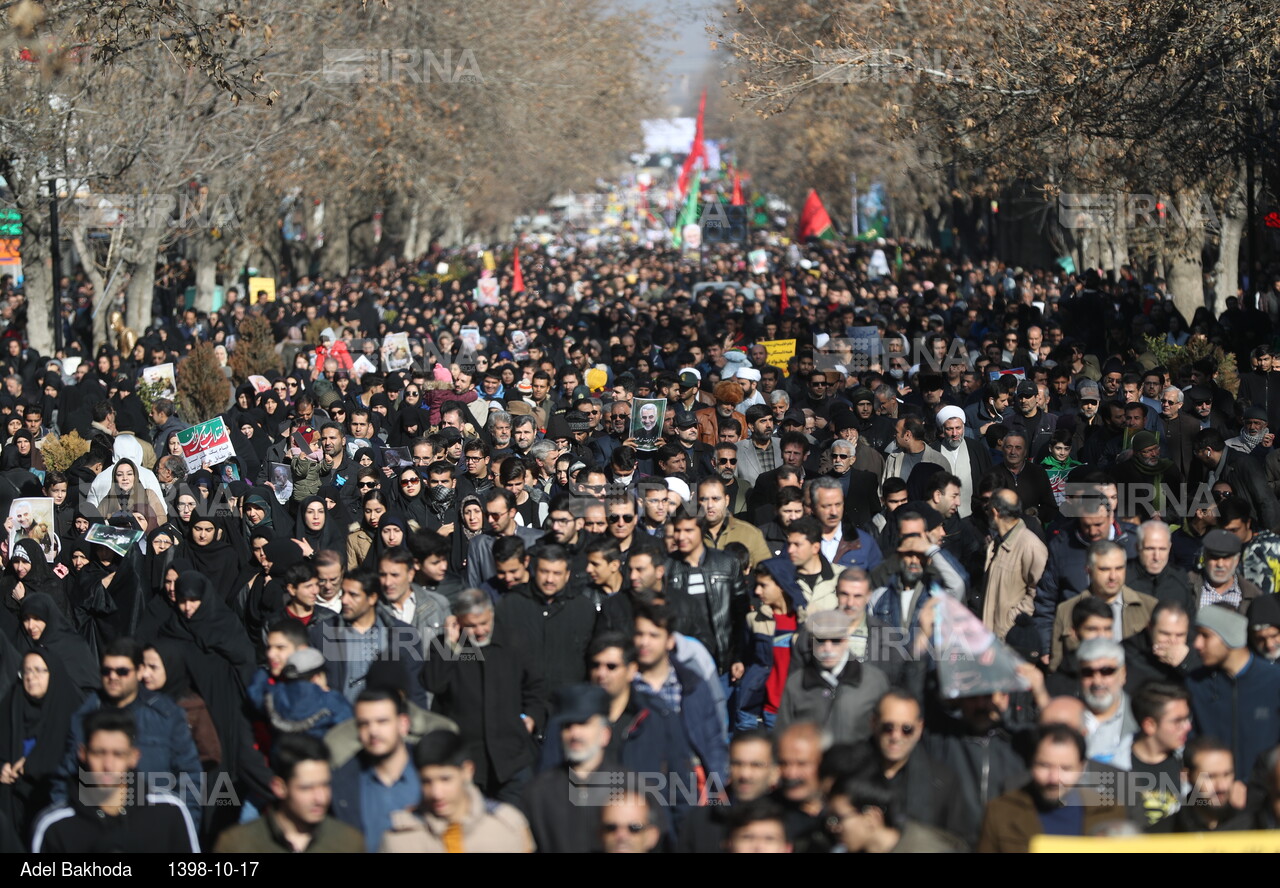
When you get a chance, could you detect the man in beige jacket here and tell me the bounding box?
[380,731,533,853]
[982,488,1048,640]
[1050,540,1158,671]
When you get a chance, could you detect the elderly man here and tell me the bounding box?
[807,476,884,572]
[868,689,965,835]
[1050,540,1159,671]
[824,439,880,530]
[982,488,1048,640]
[1187,528,1263,613]
[929,405,991,518]
[775,610,890,745]
[1075,638,1137,767]
[1156,386,1203,479]
[1125,520,1197,614]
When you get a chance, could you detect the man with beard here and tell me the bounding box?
[509,414,538,458]
[422,589,546,804]
[868,520,965,641]
[1187,527,1263,613]
[747,432,811,522]
[850,388,897,454]
[710,443,752,516]
[1148,738,1251,833]
[977,724,1127,851]
[522,684,624,853]
[775,610,890,745]
[1111,431,1184,523]
[929,406,990,518]
[330,689,420,851]
[1074,638,1137,766]
[669,409,712,482]
[1248,594,1280,663]
[736,404,780,488]
[1226,406,1276,462]
[1055,381,1108,466]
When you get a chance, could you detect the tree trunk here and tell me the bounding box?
[193,233,219,313]
[1165,230,1206,322]
[317,200,349,279]
[402,198,421,262]
[124,229,162,335]
[1211,177,1246,317]
[22,237,54,357]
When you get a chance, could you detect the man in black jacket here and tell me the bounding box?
[493,543,599,696]
[870,689,966,836]
[1126,520,1197,614]
[663,505,749,684]
[1189,428,1280,532]
[33,709,200,852]
[421,588,546,804]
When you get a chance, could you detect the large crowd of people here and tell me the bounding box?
[1,233,1280,853]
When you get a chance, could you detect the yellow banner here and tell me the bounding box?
[760,338,797,375]
[1031,831,1280,853]
[482,250,496,271]
[248,277,276,304]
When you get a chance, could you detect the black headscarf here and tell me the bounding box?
[318,484,354,529]
[184,508,248,602]
[293,496,345,554]
[17,593,98,695]
[0,648,83,832]
[145,637,194,699]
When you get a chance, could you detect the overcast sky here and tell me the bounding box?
[621,0,720,117]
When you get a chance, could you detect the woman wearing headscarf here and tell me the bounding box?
[449,493,485,575]
[317,483,354,532]
[1,538,68,621]
[140,640,221,770]
[388,403,429,448]
[243,538,305,663]
[293,496,345,558]
[346,489,388,571]
[16,593,98,695]
[160,572,273,837]
[184,508,250,604]
[389,465,431,529]
[0,650,84,836]
[1,429,44,475]
[361,512,410,572]
[100,457,165,522]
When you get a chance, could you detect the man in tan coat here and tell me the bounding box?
[982,489,1048,640]
[1050,540,1158,671]
[380,731,533,853]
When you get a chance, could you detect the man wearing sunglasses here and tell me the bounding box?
[52,638,203,823]
[868,689,965,836]
[1073,638,1135,766]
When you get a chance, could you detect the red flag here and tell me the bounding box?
[797,189,836,241]
[731,172,744,206]
[677,89,707,198]
[512,244,525,294]
[779,278,790,313]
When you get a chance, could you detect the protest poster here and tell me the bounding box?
[269,462,293,504]
[176,417,236,474]
[381,332,412,373]
[84,523,144,557]
[988,367,1027,382]
[630,398,666,452]
[248,276,276,304]
[749,249,769,274]
[351,354,377,382]
[476,275,500,306]
[383,447,411,469]
[759,339,797,375]
[247,374,272,394]
[141,362,177,401]
[933,596,1030,699]
[8,497,58,563]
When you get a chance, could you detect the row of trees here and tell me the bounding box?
[717,0,1280,320]
[1,0,659,355]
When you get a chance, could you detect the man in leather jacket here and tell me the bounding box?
[663,504,750,684]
